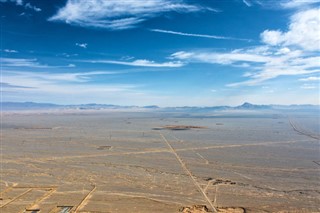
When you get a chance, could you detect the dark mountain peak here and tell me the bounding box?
[240,102,254,107]
[1,102,319,112]
[236,102,271,110]
[143,105,159,109]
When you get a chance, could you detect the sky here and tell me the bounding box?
[0,0,319,106]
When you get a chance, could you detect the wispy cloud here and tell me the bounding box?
[299,76,320,81]
[76,43,87,48]
[300,84,318,89]
[0,82,35,89]
[171,47,320,87]
[280,0,320,8]
[3,49,18,53]
[24,2,41,12]
[83,59,184,68]
[243,0,252,7]
[0,0,41,12]
[3,70,117,84]
[1,58,49,68]
[48,0,214,30]
[1,70,156,105]
[59,53,79,58]
[0,0,23,5]
[150,29,252,42]
[240,0,320,9]
[171,8,320,87]
[171,50,269,64]
[1,57,75,68]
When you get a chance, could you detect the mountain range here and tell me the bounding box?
[1,102,319,112]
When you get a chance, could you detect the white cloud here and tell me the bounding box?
[2,70,165,106]
[280,0,320,8]
[243,0,320,9]
[243,0,252,7]
[171,8,320,87]
[120,56,135,61]
[3,49,18,53]
[1,57,74,68]
[171,50,269,64]
[0,0,23,5]
[299,76,320,81]
[1,58,48,68]
[300,83,318,89]
[24,2,41,12]
[4,70,117,84]
[59,53,78,58]
[49,0,213,30]
[171,46,320,87]
[68,64,76,67]
[260,30,284,46]
[75,43,87,48]
[0,82,35,89]
[275,47,291,55]
[169,51,194,60]
[0,0,41,12]
[261,8,320,51]
[84,59,184,68]
[2,70,318,106]
[150,29,252,42]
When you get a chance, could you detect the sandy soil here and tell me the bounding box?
[0,112,319,212]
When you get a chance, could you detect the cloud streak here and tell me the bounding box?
[299,76,320,81]
[280,0,320,8]
[76,43,87,48]
[0,0,41,11]
[3,49,18,53]
[242,0,252,7]
[171,50,269,64]
[3,70,119,85]
[1,70,162,105]
[83,59,184,68]
[0,0,23,5]
[0,82,35,89]
[1,57,75,68]
[24,2,41,12]
[171,47,320,87]
[300,84,318,89]
[49,0,214,30]
[150,29,252,42]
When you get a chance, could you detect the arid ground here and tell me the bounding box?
[0,111,319,212]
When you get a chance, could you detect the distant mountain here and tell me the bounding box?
[1,102,61,110]
[164,105,231,112]
[0,102,136,111]
[143,105,160,109]
[235,102,271,110]
[272,104,320,110]
[1,102,319,112]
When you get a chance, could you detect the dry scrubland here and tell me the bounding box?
[0,111,319,212]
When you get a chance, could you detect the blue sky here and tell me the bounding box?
[1,0,319,106]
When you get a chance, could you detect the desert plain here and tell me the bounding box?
[0,110,319,212]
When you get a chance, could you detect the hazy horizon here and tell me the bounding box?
[1,101,320,111]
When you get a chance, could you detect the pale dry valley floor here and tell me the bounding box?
[0,111,319,212]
